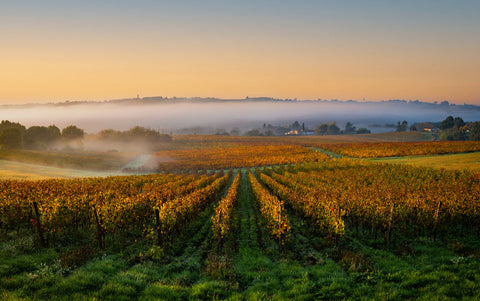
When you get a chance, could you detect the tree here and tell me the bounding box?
[0,128,24,149]
[439,116,454,130]
[98,129,120,140]
[327,122,340,135]
[0,120,26,149]
[47,125,61,142]
[454,117,465,128]
[470,122,480,141]
[25,125,61,150]
[245,129,263,136]
[0,120,26,132]
[439,116,468,141]
[357,128,371,134]
[215,129,230,136]
[264,130,275,136]
[344,122,356,134]
[396,120,408,132]
[25,126,48,149]
[127,126,171,143]
[292,121,301,130]
[62,125,85,140]
[315,124,328,135]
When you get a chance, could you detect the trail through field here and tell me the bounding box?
[311,147,344,159]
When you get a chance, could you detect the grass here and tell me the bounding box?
[0,149,134,171]
[0,159,124,180]
[372,152,480,172]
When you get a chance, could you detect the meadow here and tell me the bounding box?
[1,133,479,300]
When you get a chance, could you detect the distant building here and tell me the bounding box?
[422,125,439,132]
[285,130,314,136]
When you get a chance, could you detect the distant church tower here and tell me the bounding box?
[137,94,140,100]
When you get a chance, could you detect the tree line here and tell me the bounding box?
[410,116,480,141]
[438,116,480,141]
[243,121,371,136]
[0,120,85,150]
[0,121,171,151]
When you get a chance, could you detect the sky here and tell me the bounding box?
[1,0,479,105]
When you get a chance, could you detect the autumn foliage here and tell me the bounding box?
[318,141,480,158]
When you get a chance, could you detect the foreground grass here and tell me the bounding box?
[3,229,479,300]
[373,152,480,172]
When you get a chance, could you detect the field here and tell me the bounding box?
[1,135,480,300]
[373,152,480,172]
[0,149,135,172]
[0,160,124,181]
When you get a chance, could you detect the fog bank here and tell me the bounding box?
[1,100,479,134]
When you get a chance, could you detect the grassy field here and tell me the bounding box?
[0,159,124,180]
[0,149,135,171]
[373,152,480,172]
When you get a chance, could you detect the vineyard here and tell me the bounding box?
[1,139,480,300]
[318,141,480,158]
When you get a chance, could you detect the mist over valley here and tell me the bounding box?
[2,98,479,135]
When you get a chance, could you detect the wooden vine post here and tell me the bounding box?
[335,205,342,248]
[279,203,284,252]
[433,200,442,242]
[154,208,162,246]
[217,209,223,252]
[93,206,105,249]
[386,202,396,247]
[32,202,47,248]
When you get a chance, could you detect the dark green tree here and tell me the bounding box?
[245,129,263,136]
[62,125,85,140]
[0,128,24,149]
[47,125,61,142]
[315,123,328,135]
[344,122,356,134]
[439,116,454,130]
[25,125,61,150]
[357,128,371,134]
[454,117,465,128]
[292,121,301,130]
[470,122,480,141]
[327,122,340,135]
[0,120,26,149]
[396,120,408,132]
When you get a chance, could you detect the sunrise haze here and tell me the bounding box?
[1,0,479,104]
